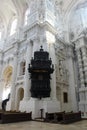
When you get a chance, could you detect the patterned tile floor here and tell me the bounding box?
[0,120,87,130]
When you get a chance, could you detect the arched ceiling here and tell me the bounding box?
[0,0,86,42]
[68,0,87,40]
[54,0,87,41]
[0,0,83,25]
[0,0,28,28]
[0,0,16,26]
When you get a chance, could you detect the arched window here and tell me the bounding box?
[19,61,26,75]
[10,18,17,36]
[24,8,30,25]
[2,66,12,100]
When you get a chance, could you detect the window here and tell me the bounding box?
[63,92,68,103]
[22,62,26,75]
[19,61,26,75]
[10,18,17,36]
[24,8,30,25]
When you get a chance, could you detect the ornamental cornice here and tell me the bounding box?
[71,34,86,43]
[32,35,40,42]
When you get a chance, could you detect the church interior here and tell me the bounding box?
[0,0,87,129]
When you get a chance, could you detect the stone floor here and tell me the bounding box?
[0,120,87,130]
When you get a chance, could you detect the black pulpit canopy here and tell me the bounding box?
[28,46,54,99]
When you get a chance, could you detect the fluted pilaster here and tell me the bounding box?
[49,43,57,100]
[9,44,18,110]
[23,40,33,100]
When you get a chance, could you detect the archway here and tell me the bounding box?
[16,88,24,111]
[2,66,13,100]
[69,1,87,41]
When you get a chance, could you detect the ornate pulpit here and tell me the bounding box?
[28,46,54,99]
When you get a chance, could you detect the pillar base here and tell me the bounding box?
[19,97,60,119]
[6,99,15,111]
[19,99,28,112]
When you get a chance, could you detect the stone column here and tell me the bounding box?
[81,47,87,86]
[6,44,18,110]
[81,47,87,116]
[67,45,77,111]
[0,62,2,78]
[77,49,85,88]
[0,52,3,109]
[23,40,33,100]
[49,43,57,100]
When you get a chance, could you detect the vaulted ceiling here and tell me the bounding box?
[0,0,85,25]
[0,0,86,42]
[0,0,27,28]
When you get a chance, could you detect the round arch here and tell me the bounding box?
[63,0,87,42]
[16,87,24,111]
[2,66,13,100]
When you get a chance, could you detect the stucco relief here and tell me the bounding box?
[39,10,45,23]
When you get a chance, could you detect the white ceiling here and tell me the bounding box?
[0,0,82,24]
[0,0,86,37]
[0,0,27,28]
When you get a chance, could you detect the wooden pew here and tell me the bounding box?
[44,111,81,124]
[0,112,32,123]
[45,112,54,122]
[62,111,81,124]
[44,111,65,122]
[54,111,65,122]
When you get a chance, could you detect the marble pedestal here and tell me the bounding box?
[19,98,60,119]
[6,100,15,111]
